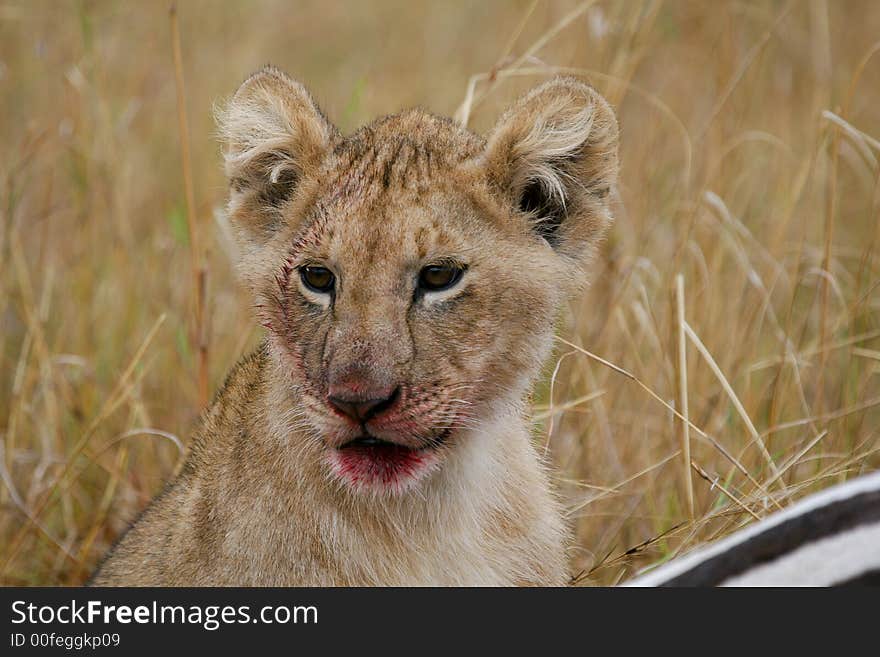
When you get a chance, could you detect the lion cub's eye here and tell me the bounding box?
[418,264,464,292]
[300,266,335,294]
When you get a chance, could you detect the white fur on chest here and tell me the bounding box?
[223,411,555,586]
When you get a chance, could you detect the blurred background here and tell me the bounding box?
[2,0,879,585]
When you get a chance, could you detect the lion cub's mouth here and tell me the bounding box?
[340,436,397,448]
[328,434,444,493]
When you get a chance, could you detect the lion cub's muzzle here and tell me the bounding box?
[322,375,410,445]
[320,374,448,492]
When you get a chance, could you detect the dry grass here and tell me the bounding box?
[2,0,879,586]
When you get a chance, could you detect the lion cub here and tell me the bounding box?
[92,67,618,586]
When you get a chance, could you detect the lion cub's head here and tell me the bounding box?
[218,66,617,494]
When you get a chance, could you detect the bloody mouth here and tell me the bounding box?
[328,436,442,492]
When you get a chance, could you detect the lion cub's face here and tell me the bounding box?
[220,68,617,494]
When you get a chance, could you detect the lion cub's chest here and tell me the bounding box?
[211,474,522,586]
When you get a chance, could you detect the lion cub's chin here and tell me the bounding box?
[325,436,446,495]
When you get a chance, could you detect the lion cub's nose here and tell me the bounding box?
[328,386,399,422]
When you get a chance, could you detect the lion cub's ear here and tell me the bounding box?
[482,78,618,262]
[217,66,337,246]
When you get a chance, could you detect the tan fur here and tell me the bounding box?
[91,66,618,586]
